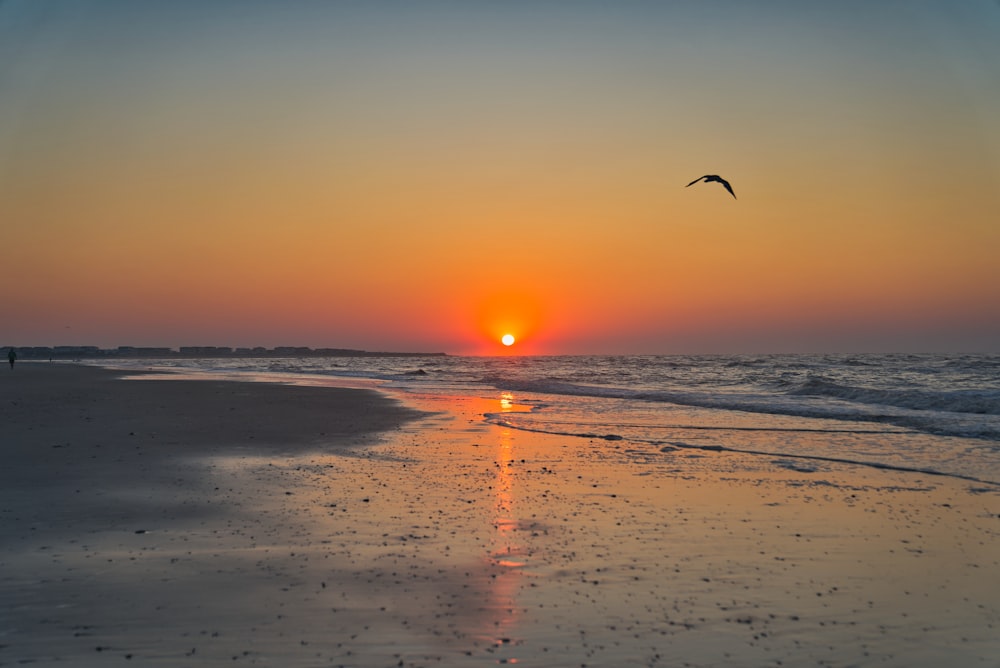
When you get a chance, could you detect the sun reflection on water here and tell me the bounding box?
[480,393,528,655]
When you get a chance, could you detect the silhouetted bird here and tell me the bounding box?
[686,174,736,199]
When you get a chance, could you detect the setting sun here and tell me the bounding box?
[501,334,515,347]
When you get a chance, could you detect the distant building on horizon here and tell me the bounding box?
[179,346,234,356]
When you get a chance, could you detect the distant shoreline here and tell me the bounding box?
[3,345,447,360]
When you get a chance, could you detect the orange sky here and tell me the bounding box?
[2,2,999,354]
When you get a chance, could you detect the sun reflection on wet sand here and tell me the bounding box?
[491,430,522,567]
[478,393,528,658]
[131,386,1000,667]
[493,393,523,564]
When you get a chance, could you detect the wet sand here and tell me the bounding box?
[1,364,998,666]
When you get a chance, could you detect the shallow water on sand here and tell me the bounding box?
[170,390,999,667]
[99,353,1000,486]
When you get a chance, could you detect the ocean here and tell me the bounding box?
[97,353,1000,486]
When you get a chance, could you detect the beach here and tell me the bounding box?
[1,363,998,667]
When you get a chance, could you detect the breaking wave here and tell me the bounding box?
[478,374,1000,442]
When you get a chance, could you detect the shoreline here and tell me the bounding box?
[2,363,998,666]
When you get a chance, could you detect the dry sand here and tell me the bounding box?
[1,363,998,667]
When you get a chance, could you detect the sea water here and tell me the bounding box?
[99,353,1000,486]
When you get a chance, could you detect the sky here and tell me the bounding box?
[2,0,999,355]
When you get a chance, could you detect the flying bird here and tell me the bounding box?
[686,174,736,199]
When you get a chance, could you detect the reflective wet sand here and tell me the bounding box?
[1,365,997,666]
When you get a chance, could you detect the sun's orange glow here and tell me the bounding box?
[465,290,549,355]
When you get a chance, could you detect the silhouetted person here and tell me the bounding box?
[686,174,736,199]
[7,348,16,369]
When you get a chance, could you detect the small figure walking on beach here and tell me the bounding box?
[7,348,16,369]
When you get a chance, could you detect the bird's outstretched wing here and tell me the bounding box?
[718,179,736,199]
[685,175,707,187]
